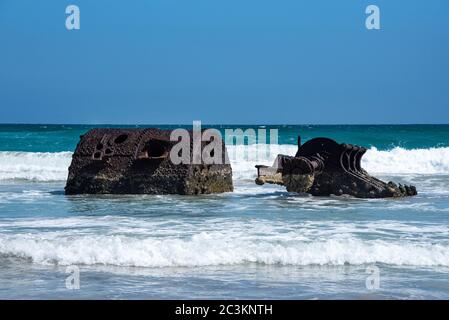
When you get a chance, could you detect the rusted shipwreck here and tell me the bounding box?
[65,128,233,195]
[256,136,417,198]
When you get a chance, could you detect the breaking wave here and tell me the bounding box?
[1,232,449,267]
[0,145,449,182]
[230,145,449,179]
[363,147,449,174]
[0,151,72,181]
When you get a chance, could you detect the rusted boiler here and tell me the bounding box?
[65,128,233,195]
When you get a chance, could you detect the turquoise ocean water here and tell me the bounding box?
[1,124,449,299]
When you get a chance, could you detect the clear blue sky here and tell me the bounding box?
[0,0,448,124]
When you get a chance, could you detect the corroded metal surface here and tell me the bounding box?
[256,135,417,198]
[65,128,233,195]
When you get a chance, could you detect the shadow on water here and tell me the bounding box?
[49,190,65,196]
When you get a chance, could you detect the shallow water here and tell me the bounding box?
[1,125,449,299]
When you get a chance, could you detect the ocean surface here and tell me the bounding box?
[1,124,449,299]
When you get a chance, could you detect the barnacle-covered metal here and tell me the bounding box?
[256,136,417,198]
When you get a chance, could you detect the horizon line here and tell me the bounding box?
[0,123,449,126]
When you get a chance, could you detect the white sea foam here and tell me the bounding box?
[0,151,72,181]
[1,232,449,267]
[229,145,449,179]
[0,146,449,182]
[363,147,449,174]
[228,144,297,180]
[1,217,449,267]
